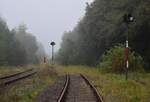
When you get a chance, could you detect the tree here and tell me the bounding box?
[97,44,144,73]
[36,42,46,63]
[57,0,150,69]
[0,17,11,65]
[14,24,39,64]
[0,18,27,65]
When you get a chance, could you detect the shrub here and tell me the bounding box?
[97,44,144,73]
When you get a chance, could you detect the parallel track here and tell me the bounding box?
[0,69,36,87]
[57,74,104,102]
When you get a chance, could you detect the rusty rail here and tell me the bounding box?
[0,69,33,80]
[57,74,70,102]
[0,69,36,87]
[57,74,104,102]
[80,74,104,102]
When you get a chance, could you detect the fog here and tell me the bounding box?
[0,0,93,54]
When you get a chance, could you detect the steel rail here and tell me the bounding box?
[80,74,104,102]
[0,69,33,80]
[0,69,36,87]
[57,74,70,102]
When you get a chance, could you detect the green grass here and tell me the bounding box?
[0,64,58,102]
[0,65,39,77]
[0,66,24,77]
[56,65,150,102]
[0,65,150,102]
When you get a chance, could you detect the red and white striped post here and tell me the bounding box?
[123,13,134,80]
[125,40,129,80]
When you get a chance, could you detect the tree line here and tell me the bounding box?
[0,17,46,66]
[57,0,150,70]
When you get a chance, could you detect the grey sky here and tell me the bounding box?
[0,0,93,54]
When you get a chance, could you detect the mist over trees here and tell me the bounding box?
[57,0,150,70]
[36,42,46,63]
[0,17,46,66]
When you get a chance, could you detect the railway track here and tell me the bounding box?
[57,74,104,102]
[0,69,36,87]
[35,74,104,102]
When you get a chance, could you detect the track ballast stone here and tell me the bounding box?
[34,76,66,102]
[65,74,97,102]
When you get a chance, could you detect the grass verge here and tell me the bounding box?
[56,65,150,102]
[0,64,58,102]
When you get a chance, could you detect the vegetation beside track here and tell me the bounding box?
[57,65,150,102]
[0,64,58,102]
[0,65,150,102]
[0,66,27,77]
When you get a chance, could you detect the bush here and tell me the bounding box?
[97,44,144,73]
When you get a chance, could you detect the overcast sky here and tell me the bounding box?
[0,0,93,54]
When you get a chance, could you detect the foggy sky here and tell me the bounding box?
[0,0,93,54]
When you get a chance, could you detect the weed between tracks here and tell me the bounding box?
[0,64,58,102]
[0,65,150,102]
[56,65,150,102]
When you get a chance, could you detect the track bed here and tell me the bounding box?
[35,74,103,102]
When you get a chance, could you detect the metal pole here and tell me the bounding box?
[123,13,134,80]
[125,41,129,80]
[50,41,55,66]
[125,24,129,80]
[52,45,54,65]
